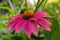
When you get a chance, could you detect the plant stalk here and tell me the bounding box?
[34,0,44,12]
[25,0,27,8]
[8,0,14,10]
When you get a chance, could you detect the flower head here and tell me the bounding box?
[6,11,52,38]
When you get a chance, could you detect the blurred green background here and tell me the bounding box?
[0,0,60,40]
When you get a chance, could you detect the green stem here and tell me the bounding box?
[42,0,47,10]
[34,0,44,12]
[8,0,14,10]
[36,0,40,6]
[25,0,27,9]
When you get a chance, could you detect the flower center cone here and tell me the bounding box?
[23,11,34,20]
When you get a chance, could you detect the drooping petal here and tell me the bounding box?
[6,14,23,28]
[24,21,32,38]
[29,22,38,36]
[6,18,20,28]
[15,20,26,33]
[9,24,16,33]
[7,14,22,19]
[36,18,51,31]
[35,11,52,18]
[14,14,23,19]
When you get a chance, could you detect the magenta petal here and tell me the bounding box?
[9,25,16,33]
[14,14,23,19]
[35,11,52,18]
[6,18,20,28]
[9,21,18,33]
[29,18,37,22]
[15,20,25,33]
[24,22,32,38]
[37,18,51,31]
[6,20,18,28]
[29,18,37,21]
[6,14,23,28]
[29,22,38,36]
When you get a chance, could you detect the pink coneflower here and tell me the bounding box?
[6,11,52,38]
